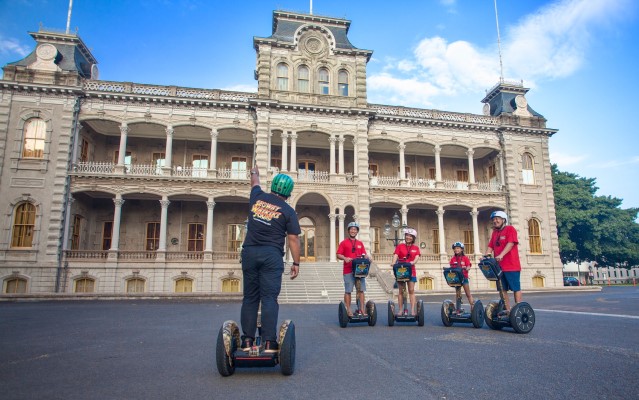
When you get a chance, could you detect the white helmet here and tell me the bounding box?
[403,228,417,238]
[490,210,508,224]
[347,222,360,232]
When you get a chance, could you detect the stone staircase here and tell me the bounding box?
[279,262,390,304]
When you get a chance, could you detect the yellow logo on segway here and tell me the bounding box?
[447,271,457,280]
[397,267,407,274]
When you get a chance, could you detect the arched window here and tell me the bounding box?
[22,118,46,158]
[418,276,433,290]
[175,277,193,293]
[5,277,27,294]
[222,278,240,292]
[532,276,545,288]
[528,218,542,254]
[298,65,310,93]
[522,152,535,184]
[126,278,145,293]
[338,70,349,96]
[11,203,36,248]
[75,278,95,293]
[277,63,289,90]
[318,68,329,94]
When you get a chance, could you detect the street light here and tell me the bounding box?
[383,212,405,247]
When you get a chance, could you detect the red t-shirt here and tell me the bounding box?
[449,254,472,278]
[488,225,521,272]
[337,238,367,274]
[393,243,421,277]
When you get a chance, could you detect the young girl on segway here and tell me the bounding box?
[448,242,475,310]
[390,228,421,316]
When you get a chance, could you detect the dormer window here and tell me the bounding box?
[277,63,289,90]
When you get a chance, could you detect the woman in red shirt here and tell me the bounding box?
[390,228,421,316]
[448,241,475,308]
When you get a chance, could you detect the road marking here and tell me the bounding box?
[536,309,639,319]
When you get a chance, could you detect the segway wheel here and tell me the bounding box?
[510,302,535,334]
[215,325,235,377]
[417,299,425,326]
[471,300,484,329]
[387,300,395,326]
[484,301,502,330]
[338,301,349,328]
[367,301,377,326]
[279,321,296,376]
[440,300,454,327]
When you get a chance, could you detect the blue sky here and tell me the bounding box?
[2,0,638,209]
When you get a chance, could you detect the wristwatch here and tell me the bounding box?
[292,262,300,266]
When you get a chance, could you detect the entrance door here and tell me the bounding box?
[298,217,316,261]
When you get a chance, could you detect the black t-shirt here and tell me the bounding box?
[243,186,301,255]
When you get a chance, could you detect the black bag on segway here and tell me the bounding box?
[478,257,502,281]
[393,261,412,282]
[352,256,370,278]
[443,267,464,287]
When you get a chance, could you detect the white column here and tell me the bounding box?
[498,151,505,186]
[267,131,273,169]
[115,123,128,174]
[289,131,297,172]
[471,208,481,256]
[434,144,442,182]
[329,136,336,176]
[329,214,337,262]
[437,206,446,256]
[109,195,125,251]
[62,196,75,251]
[338,135,345,175]
[158,197,170,251]
[352,138,358,176]
[281,132,288,172]
[163,126,173,175]
[209,129,218,173]
[205,199,215,252]
[400,205,409,226]
[338,213,346,241]
[399,143,406,180]
[466,148,475,185]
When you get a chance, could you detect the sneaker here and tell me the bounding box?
[403,309,409,316]
[240,337,254,351]
[264,340,279,353]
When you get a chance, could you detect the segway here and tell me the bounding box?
[440,266,484,328]
[338,256,377,327]
[387,261,425,326]
[216,304,296,376]
[478,257,535,334]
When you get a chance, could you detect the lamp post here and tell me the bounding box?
[576,249,581,286]
[383,212,405,247]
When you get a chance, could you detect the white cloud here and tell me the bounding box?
[368,0,632,108]
[0,36,31,58]
[592,156,639,169]
[550,152,589,166]
[221,84,256,93]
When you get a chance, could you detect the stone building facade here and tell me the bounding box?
[0,10,563,295]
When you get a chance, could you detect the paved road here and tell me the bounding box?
[1,287,638,400]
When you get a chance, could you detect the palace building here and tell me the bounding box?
[0,10,563,296]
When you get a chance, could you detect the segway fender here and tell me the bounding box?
[222,320,240,358]
[278,319,293,347]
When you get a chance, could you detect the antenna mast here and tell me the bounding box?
[310,0,313,15]
[494,0,504,82]
[65,0,74,34]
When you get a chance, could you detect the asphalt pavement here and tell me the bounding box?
[1,286,638,400]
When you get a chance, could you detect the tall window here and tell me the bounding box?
[71,215,83,250]
[102,221,113,250]
[397,166,411,178]
[175,278,193,293]
[463,230,474,254]
[419,277,433,290]
[298,65,310,93]
[22,118,46,158]
[318,68,329,94]
[75,278,95,293]
[231,156,247,179]
[368,164,379,177]
[338,70,349,96]
[146,222,161,251]
[228,224,243,252]
[371,227,380,254]
[188,223,204,252]
[222,278,240,293]
[5,277,27,294]
[153,152,165,174]
[488,164,497,180]
[277,63,289,90]
[271,157,282,171]
[11,203,36,248]
[192,154,208,177]
[522,152,535,184]
[457,170,469,182]
[432,229,439,254]
[528,218,542,254]
[429,168,436,180]
[126,278,145,293]
[79,138,89,162]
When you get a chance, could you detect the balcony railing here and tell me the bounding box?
[73,162,115,174]
[370,175,501,193]
[216,168,250,180]
[165,251,204,260]
[172,166,208,178]
[64,250,109,259]
[298,169,329,183]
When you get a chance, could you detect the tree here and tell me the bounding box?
[551,164,639,267]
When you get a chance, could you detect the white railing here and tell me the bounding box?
[165,251,204,260]
[369,104,498,125]
[118,251,157,260]
[409,177,435,188]
[64,250,109,259]
[216,168,250,180]
[172,166,208,178]
[370,175,399,187]
[298,170,329,183]
[128,164,162,176]
[345,173,354,183]
[442,179,468,190]
[476,181,502,192]
[73,162,115,174]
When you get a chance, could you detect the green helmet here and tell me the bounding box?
[271,173,295,197]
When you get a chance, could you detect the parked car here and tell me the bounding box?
[563,277,580,286]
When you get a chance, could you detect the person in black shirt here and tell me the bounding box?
[240,166,301,353]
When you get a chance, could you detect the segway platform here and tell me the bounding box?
[338,300,377,327]
[440,267,484,328]
[216,319,296,376]
[387,299,425,326]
